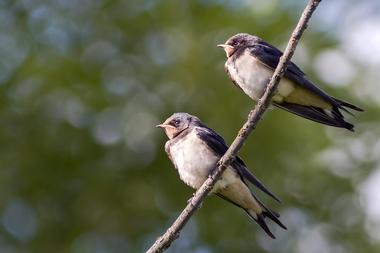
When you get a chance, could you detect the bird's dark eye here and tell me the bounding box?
[232,41,238,46]
[170,119,180,127]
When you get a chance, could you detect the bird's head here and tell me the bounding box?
[218,33,259,58]
[156,112,200,139]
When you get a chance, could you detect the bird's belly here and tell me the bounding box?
[228,53,272,100]
[213,166,241,193]
[227,53,295,102]
[170,133,219,189]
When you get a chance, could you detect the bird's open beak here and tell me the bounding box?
[156,124,175,129]
[217,44,235,57]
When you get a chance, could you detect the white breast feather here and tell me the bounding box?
[227,51,272,100]
[227,50,295,101]
[168,128,240,190]
[169,129,219,189]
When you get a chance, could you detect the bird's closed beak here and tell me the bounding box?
[156,124,175,129]
[217,44,235,57]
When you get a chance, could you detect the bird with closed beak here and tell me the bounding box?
[218,33,363,131]
[157,112,286,238]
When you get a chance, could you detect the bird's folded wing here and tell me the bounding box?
[195,127,281,202]
[248,42,339,107]
[234,158,281,203]
[274,102,354,130]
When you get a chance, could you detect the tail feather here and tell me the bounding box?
[262,209,286,230]
[274,102,355,131]
[246,210,275,239]
[252,193,286,230]
[215,193,286,238]
[334,98,364,112]
[246,208,287,239]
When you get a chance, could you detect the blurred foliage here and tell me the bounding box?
[0,0,380,252]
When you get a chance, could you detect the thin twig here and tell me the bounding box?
[146,1,322,252]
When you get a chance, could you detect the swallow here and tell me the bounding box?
[218,33,363,131]
[157,112,286,238]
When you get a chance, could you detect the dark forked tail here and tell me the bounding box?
[246,193,286,239]
[274,98,363,131]
[334,98,364,112]
[246,208,287,239]
[216,193,286,239]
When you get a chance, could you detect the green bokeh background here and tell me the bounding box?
[1,0,380,252]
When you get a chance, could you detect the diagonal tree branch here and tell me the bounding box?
[146,1,322,252]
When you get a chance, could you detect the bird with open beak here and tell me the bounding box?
[157,112,286,238]
[218,33,363,131]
